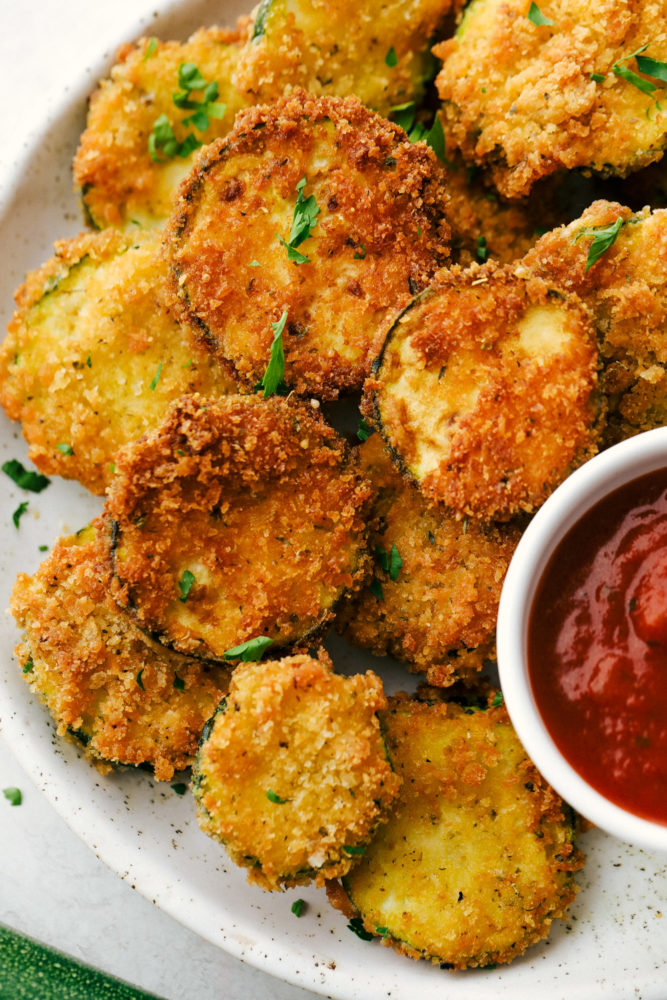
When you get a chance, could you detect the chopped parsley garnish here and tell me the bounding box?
[12,501,28,528]
[38,544,48,552]
[375,543,402,581]
[178,569,196,602]
[144,37,158,60]
[527,2,554,26]
[353,243,366,260]
[2,460,50,493]
[136,669,145,691]
[149,362,162,391]
[173,673,185,691]
[22,658,34,675]
[427,530,436,545]
[3,787,21,807]
[86,353,92,368]
[56,443,74,455]
[278,177,320,264]
[385,46,398,68]
[369,578,384,601]
[575,216,625,270]
[223,635,274,661]
[590,72,606,83]
[266,788,290,804]
[148,62,225,161]
[491,691,504,707]
[611,44,656,96]
[636,53,667,83]
[347,917,374,941]
[171,782,188,796]
[342,844,366,856]
[376,926,389,936]
[258,311,288,398]
[476,235,488,263]
[356,418,373,442]
[291,898,306,917]
[388,103,447,162]
[249,259,261,267]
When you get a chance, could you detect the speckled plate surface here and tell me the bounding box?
[0,2,666,998]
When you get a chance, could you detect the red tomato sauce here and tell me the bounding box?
[528,468,667,825]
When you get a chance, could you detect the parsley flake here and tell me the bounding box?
[144,37,158,60]
[12,501,28,529]
[636,53,667,83]
[86,353,92,368]
[3,787,21,807]
[171,782,188,795]
[491,691,504,707]
[2,460,50,493]
[178,569,196,602]
[476,235,488,263]
[389,543,402,581]
[611,44,656,97]
[342,844,366,856]
[575,216,626,270]
[369,578,384,601]
[22,658,34,674]
[347,917,374,941]
[278,177,320,264]
[173,673,185,691]
[258,311,288,398]
[266,788,290,804]
[385,46,398,68]
[136,669,145,691]
[173,62,226,130]
[356,418,373,442]
[291,898,306,917]
[353,243,366,260]
[57,443,74,455]
[38,545,48,552]
[149,362,162,391]
[527,2,554,26]
[590,72,606,83]
[223,636,274,661]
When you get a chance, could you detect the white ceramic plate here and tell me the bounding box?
[1,3,666,998]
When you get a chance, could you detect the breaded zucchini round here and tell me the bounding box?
[73,27,251,229]
[192,651,401,890]
[106,393,372,660]
[327,694,583,969]
[521,200,667,445]
[164,91,451,399]
[235,0,462,116]
[364,261,601,519]
[0,229,235,495]
[337,434,521,685]
[10,522,231,781]
[435,0,667,199]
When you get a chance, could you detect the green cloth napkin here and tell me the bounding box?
[0,924,165,1000]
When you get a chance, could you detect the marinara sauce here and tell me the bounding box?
[528,468,667,825]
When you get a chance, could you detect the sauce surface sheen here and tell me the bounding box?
[528,468,667,825]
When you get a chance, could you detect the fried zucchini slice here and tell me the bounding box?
[337,434,521,685]
[328,694,583,969]
[235,0,462,116]
[10,522,231,781]
[106,393,372,660]
[0,229,235,495]
[192,651,401,890]
[365,261,601,519]
[73,27,251,229]
[434,0,667,199]
[522,200,667,445]
[164,91,451,400]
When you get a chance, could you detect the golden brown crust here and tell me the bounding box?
[521,200,667,444]
[106,393,373,659]
[73,26,251,228]
[10,521,231,781]
[435,0,667,198]
[0,228,235,494]
[337,434,521,684]
[366,260,602,519]
[329,695,584,969]
[164,90,451,400]
[193,651,401,890]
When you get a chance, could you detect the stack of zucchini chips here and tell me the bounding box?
[8,0,667,971]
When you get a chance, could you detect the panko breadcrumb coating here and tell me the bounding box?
[364,260,601,519]
[435,0,667,198]
[0,229,235,495]
[337,434,521,686]
[522,200,667,444]
[164,90,451,399]
[10,522,231,781]
[327,693,583,969]
[192,651,401,890]
[107,393,373,660]
[235,0,463,116]
[73,27,251,229]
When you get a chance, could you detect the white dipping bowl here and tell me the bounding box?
[497,426,667,853]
